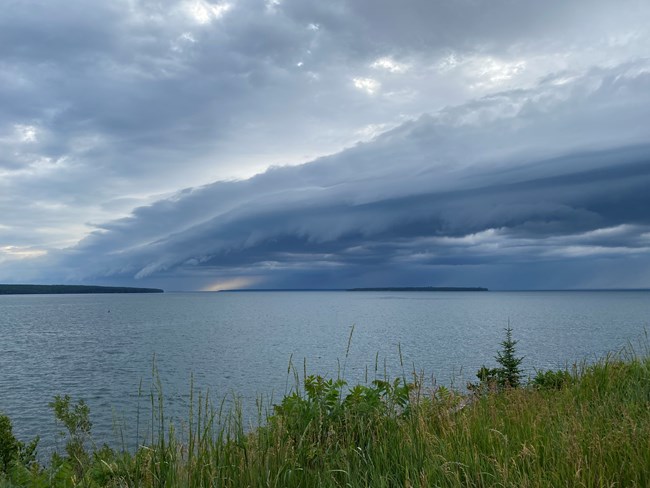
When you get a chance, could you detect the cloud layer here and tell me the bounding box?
[1,1,650,289]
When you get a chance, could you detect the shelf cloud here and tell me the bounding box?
[1,0,650,289]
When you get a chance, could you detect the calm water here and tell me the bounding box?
[1,291,649,453]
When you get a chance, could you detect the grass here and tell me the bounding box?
[1,334,649,487]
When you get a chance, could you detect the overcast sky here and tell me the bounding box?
[1,0,650,290]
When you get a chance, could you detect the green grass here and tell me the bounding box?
[2,341,649,487]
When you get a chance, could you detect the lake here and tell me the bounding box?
[1,290,648,454]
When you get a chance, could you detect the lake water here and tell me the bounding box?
[1,291,649,454]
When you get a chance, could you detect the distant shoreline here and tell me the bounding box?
[0,284,164,295]
[347,287,488,292]
[215,288,650,293]
[219,286,488,292]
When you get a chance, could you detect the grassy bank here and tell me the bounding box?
[2,334,649,487]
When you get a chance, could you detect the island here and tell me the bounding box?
[219,287,489,292]
[347,286,488,292]
[0,284,164,295]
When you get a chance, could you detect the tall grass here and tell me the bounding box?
[2,338,649,487]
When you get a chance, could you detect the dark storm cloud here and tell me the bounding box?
[19,61,646,289]
[2,0,650,288]
[75,149,650,270]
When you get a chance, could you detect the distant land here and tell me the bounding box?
[219,287,488,292]
[347,287,488,292]
[0,284,164,295]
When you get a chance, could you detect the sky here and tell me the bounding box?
[1,0,650,291]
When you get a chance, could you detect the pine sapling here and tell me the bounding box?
[495,325,524,388]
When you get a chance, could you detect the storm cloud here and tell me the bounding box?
[1,1,649,289]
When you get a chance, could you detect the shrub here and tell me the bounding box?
[272,375,412,440]
[495,325,524,388]
[470,326,524,392]
[0,413,38,476]
[471,365,500,392]
[532,368,573,390]
[48,395,92,480]
[0,414,18,474]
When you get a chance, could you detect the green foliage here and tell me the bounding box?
[272,375,413,444]
[0,415,18,474]
[469,326,524,392]
[0,413,38,476]
[473,365,500,390]
[48,395,93,480]
[2,396,141,487]
[532,368,574,390]
[495,325,524,388]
